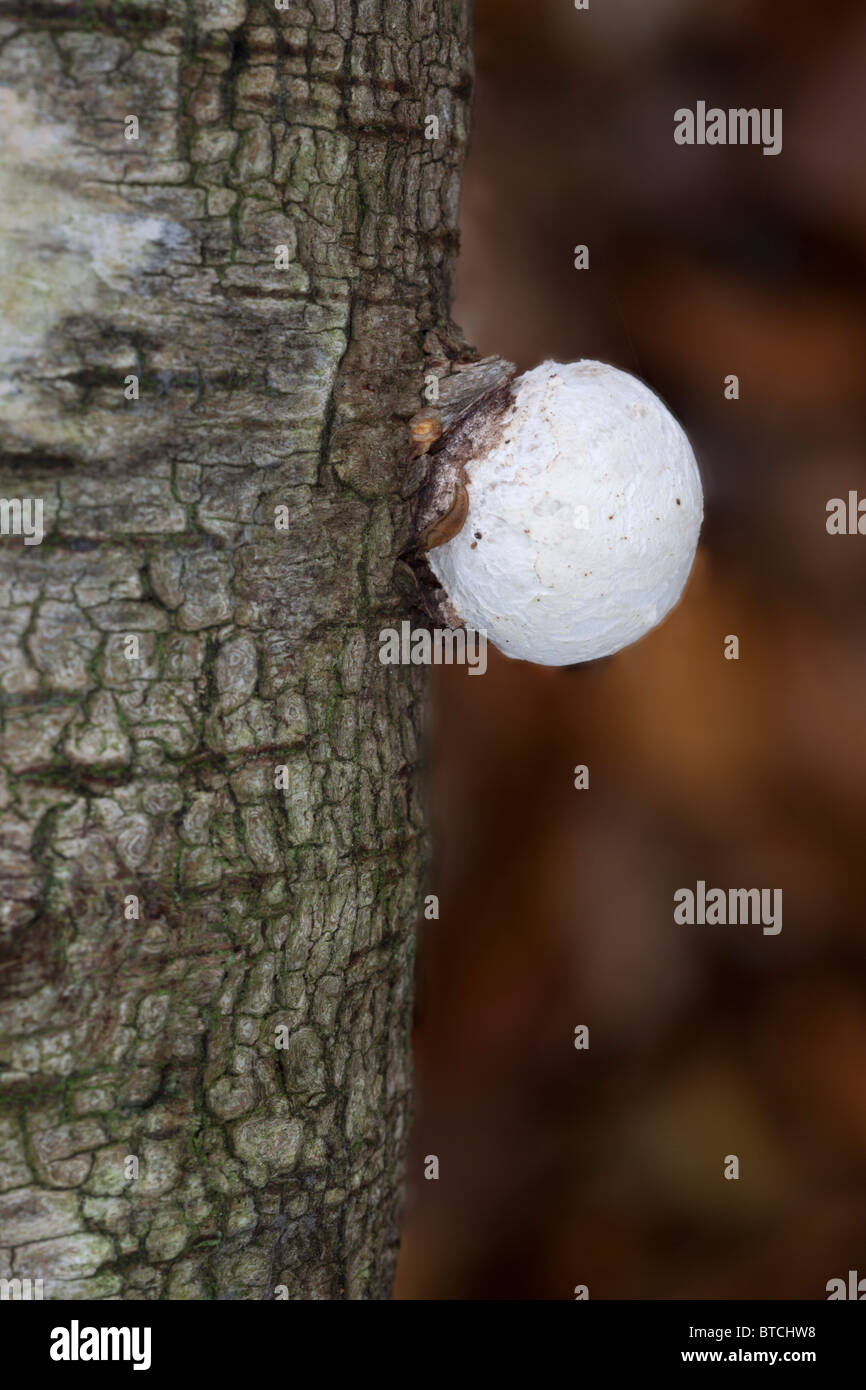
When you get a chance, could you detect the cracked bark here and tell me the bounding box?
[0,0,473,1299]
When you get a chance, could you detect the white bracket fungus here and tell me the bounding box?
[411,359,703,666]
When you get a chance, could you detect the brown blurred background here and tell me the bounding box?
[395,0,866,1299]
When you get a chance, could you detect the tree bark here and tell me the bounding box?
[0,0,472,1299]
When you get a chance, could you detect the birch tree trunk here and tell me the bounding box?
[0,0,472,1300]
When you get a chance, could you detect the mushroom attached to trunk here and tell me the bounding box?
[414,359,703,666]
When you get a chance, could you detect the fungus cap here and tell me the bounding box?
[427,359,703,665]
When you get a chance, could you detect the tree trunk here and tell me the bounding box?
[0,0,472,1300]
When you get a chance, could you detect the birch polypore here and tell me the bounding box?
[426,360,703,665]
